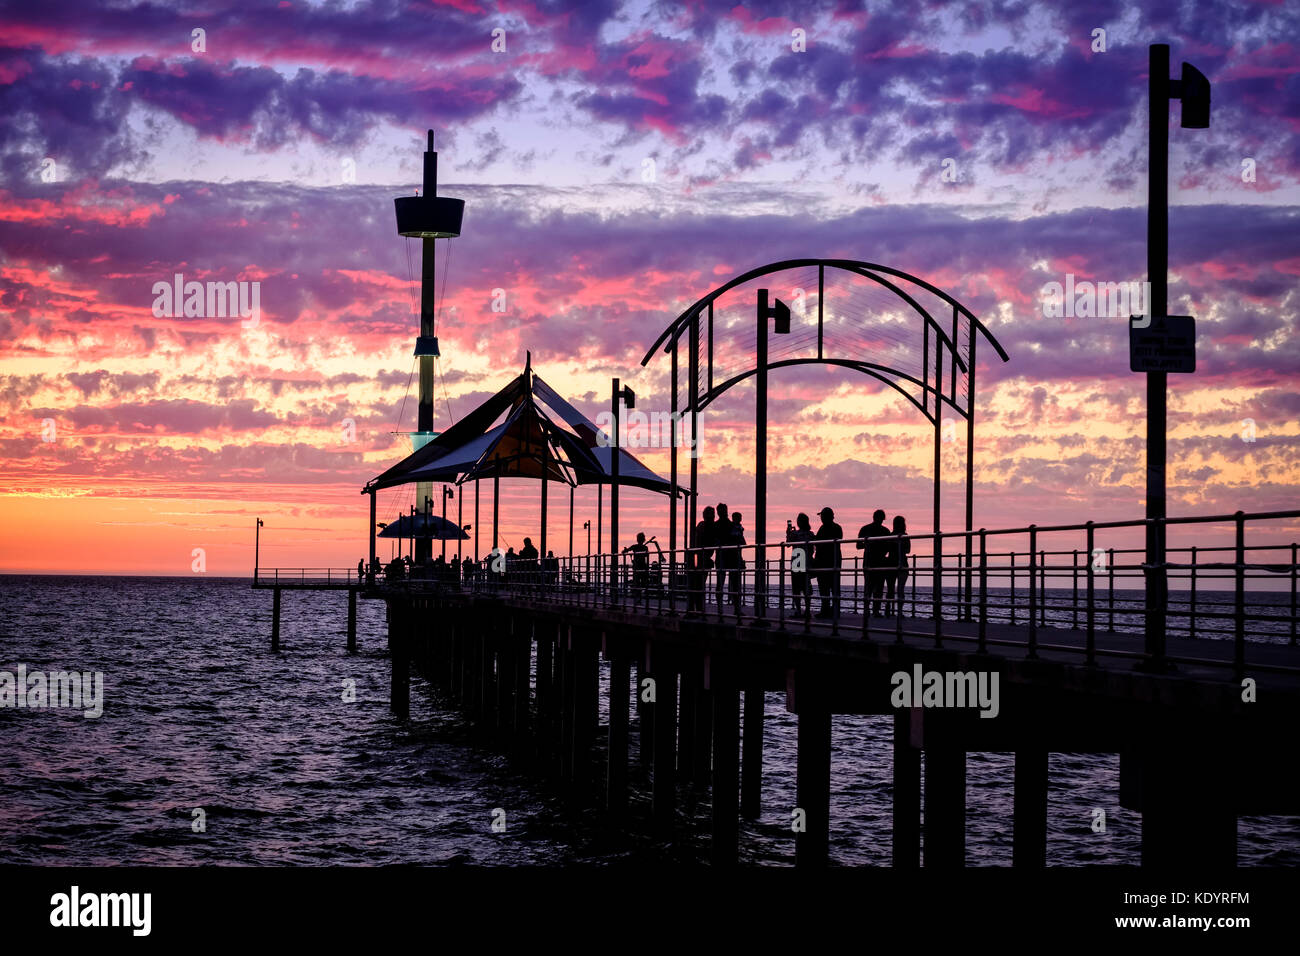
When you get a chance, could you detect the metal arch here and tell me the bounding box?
[639,257,1010,367]
[697,357,959,423]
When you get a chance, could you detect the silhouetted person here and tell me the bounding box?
[544,550,559,587]
[856,508,892,616]
[624,532,650,598]
[715,503,735,611]
[358,559,364,582]
[786,513,815,618]
[813,507,843,618]
[687,506,717,616]
[520,537,539,585]
[885,515,910,616]
[728,512,746,617]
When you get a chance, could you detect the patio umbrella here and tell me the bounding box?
[378,512,469,540]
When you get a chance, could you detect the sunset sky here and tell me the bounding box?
[1,0,1297,576]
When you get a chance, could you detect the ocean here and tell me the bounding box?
[1,574,1296,866]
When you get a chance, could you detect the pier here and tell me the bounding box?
[260,508,1300,867]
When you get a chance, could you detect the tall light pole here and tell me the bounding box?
[1141,43,1209,668]
[610,378,635,597]
[442,485,454,561]
[394,130,464,566]
[254,517,263,582]
[755,289,791,623]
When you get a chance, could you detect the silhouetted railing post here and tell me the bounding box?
[1189,545,1198,638]
[1027,526,1038,659]
[1071,548,1079,630]
[1107,548,1115,630]
[976,529,987,652]
[1009,551,1017,626]
[1085,522,1096,665]
[1039,548,1047,627]
[932,532,943,648]
[1234,511,1246,679]
[1291,543,1297,646]
[909,553,917,616]
[778,542,786,628]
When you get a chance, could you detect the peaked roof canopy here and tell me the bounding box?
[363,358,678,496]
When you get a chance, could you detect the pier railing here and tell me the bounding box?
[451,509,1300,676]
[255,567,362,586]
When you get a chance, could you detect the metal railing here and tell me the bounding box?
[445,509,1300,676]
[256,567,363,585]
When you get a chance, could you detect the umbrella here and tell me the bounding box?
[378,513,469,540]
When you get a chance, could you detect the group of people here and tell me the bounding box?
[684,504,910,620]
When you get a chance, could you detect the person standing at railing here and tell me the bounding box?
[856,509,892,617]
[728,512,747,618]
[884,515,910,617]
[686,506,717,617]
[813,507,844,619]
[519,538,539,586]
[715,503,736,611]
[786,513,815,619]
[623,533,651,600]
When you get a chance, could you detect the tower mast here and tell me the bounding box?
[395,130,464,564]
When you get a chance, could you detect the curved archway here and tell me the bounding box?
[638,258,1011,613]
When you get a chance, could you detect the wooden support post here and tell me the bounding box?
[607,653,630,814]
[390,602,409,720]
[271,587,281,652]
[711,684,740,865]
[636,657,654,769]
[572,637,596,795]
[1139,749,1236,868]
[678,673,697,784]
[652,669,677,830]
[741,688,763,818]
[514,624,531,753]
[924,737,966,868]
[795,702,831,867]
[535,628,554,767]
[892,710,921,867]
[496,628,515,747]
[479,634,495,732]
[1013,748,1048,867]
[694,685,713,784]
[559,631,575,783]
[346,588,357,653]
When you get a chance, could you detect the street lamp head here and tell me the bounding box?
[620,385,635,409]
[1179,62,1211,128]
[257,518,263,527]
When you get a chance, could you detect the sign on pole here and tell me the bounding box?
[1130,314,1196,373]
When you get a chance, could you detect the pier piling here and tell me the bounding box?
[271,587,281,652]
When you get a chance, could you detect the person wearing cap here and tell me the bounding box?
[812,506,844,618]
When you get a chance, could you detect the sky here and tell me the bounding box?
[0,0,1297,576]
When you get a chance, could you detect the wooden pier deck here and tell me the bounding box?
[369,582,1300,867]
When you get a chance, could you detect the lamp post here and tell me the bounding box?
[1142,43,1210,668]
[584,519,592,586]
[442,485,454,561]
[254,517,263,583]
[610,378,635,597]
[457,485,463,564]
[755,289,791,623]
